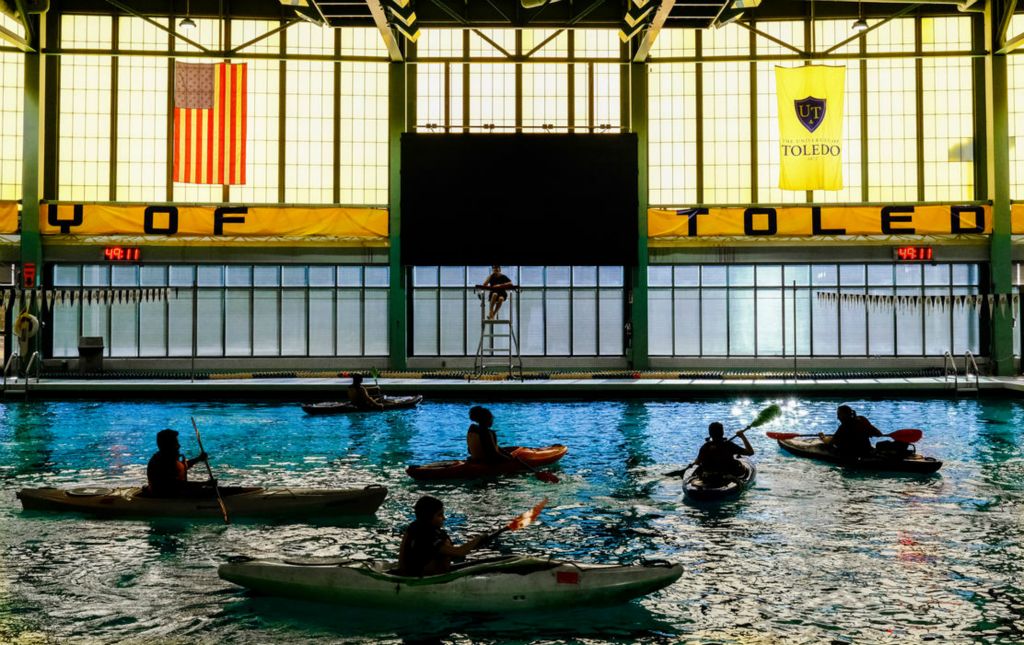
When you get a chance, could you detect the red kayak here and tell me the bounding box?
[406,445,568,480]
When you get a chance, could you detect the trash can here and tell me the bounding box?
[78,336,104,373]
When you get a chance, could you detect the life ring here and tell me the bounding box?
[13,311,39,339]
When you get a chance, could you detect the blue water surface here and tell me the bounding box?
[0,397,1022,643]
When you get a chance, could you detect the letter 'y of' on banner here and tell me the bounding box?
[775,65,846,191]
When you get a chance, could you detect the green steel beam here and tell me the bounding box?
[629,59,649,370]
[388,59,408,370]
[984,0,1014,375]
[20,12,42,362]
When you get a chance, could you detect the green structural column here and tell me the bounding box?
[388,61,408,370]
[629,62,649,370]
[984,3,1014,375]
[20,15,44,362]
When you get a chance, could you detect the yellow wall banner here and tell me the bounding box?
[40,204,388,242]
[0,201,18,234]
[649,205,993,240]
[775,65,846,191]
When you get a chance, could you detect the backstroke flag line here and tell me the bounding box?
[173,62,247,185]
[775,65,845,191]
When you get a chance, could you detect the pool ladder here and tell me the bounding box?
[2,351,41,398]
[943,350,980,394]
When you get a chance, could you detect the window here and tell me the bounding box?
[51,264,389,357]
[648,263,980,357]
[411,265,625,357]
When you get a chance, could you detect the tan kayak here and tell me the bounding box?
[16,485,387,520]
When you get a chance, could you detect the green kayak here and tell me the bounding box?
[219,555,682,611]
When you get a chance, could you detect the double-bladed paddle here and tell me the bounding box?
[664,404,782,478]
[766,428,923,443]
[507,447,560,484]
[482,497,548,545]
[191,417,230,524]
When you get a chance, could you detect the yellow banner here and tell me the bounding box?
[650,205,992,240]
[0,201,17,234]
[775,65,846,191]
[40,204,388,242]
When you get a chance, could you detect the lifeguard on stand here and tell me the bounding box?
[473,266,523,379]
[479,265,514,320]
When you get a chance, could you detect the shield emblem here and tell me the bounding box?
[794,96,827,133]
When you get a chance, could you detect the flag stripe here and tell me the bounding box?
[173,62,248,185]
[239,63,247,184]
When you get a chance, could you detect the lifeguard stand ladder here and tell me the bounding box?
[473,288,523,380]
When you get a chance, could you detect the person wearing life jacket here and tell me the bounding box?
[466,406,515,465]
[145,429,210,497]
[347,374,384,410]
[694,422,754,477]
[397,495,489,577]
[820,404,882,459]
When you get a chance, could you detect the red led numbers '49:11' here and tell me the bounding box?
[894,246,934,262]
[103,246,142,262]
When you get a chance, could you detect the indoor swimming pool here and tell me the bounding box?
[0,397,1021,643]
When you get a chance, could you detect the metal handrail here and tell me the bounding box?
[964,350,980,391]
[942,350,958,390]
[23,351,42,396]
[2,352,19,393]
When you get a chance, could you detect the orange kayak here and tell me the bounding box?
[406,445,568,480]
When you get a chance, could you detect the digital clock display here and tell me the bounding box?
[103,246,142,262]
[894,246,934,262]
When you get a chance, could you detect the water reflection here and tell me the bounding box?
[0,398,1023,643]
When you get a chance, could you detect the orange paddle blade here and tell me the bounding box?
[507,497,548,531]
[766,431,800,440]
[890,428,923,443]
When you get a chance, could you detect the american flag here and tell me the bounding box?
[173,62,247,185]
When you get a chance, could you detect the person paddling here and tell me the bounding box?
[347,374,384,410]
[693,422,754,478]
[397,495,489,577]
[467,406,515,465]
[145,429,212,498]
[820,404,882,459]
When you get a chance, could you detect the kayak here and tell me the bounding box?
[16,485,387,519]
[683,457,756,502]
[302,395,424,415]
[777,436,942,474]
[218,555,682,611]
[406,445,568,480]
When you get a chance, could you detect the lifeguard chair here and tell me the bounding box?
[472,285,523,380]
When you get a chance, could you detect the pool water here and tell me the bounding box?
[1,397,1022,643]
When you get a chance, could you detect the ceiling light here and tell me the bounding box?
[179,16,197,30]
[851,17,868,32]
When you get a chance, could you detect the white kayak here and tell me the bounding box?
[218,555,682,611]
[17,485,387,520]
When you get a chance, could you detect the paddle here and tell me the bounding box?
[482,497,548,544]
[766,428,923,443]
[191,417,230,524]
[507,447,560,484]
[664,404,782,478]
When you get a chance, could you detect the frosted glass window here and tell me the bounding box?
[308,290,335,356]
[280,291,308,355]
[572,289,597,355]
[224,290,252,356]
[0,52,24,200]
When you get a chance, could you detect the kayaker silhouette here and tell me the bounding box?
[819,405,883,459]
[397,495,489,577]
[347,374,384,410]
[693,422,754,478]
[144,429,212,498]
[466,406,515,465]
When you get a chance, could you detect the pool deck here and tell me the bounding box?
[5,375,1024,399]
